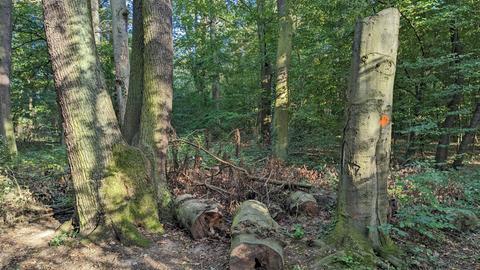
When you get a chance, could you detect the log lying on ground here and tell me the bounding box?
[230,200,284,270]
[288,191,319,216]
[174,194,223,239]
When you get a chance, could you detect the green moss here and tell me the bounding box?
[99,144,164,247]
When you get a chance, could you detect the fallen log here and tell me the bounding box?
[288,191,319,216]
[230,200,284,270]
[174,194,223,239]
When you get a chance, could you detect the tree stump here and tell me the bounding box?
[174,194,223,239]
[230,200,284,270]
[288,191,319,216]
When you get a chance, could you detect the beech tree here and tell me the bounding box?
[0,0,17,156]
[272,0,292,160]
[454,102,480,168]
[321,8,401,267]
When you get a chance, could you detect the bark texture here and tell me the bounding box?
[435,24,464,168]
[272,0,292,160]
[331,8,400,264]
[256,0,273,145]
[288,191,318,217]
[453,102,480,168]
[111,0,130,124]
[123,0,144,144]
[90,0,101,44]
[0,0,17,156]
[174,194,223,239]
[140,0,174,217]
[230,200,284,270]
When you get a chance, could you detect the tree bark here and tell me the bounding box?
[90,0,101,45]
[288,191,318,217]
[123,0,144,144]
[435,24,464,168]
[256,0,273,145]
[0,0,17,156]
[272,0,292,160]
[453,102,480,168]
[209,17,221,110]
[230,200,284,270]
[111,0,130,125]
[140,0,174,218]
[332,8,400,262]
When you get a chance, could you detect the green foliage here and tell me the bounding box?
[290,224,305,240]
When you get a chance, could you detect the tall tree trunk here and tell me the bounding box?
[272,0,292,160]
[453,102,480,168]
[0,0,17,156]
[43,0,163,244]
[209,18,221,110]
[256,0,273,145]
[123,0,144,144]
[90,0,101,45]
[327,8,401,266]
[435,24,464,168]
[140,0,174,218]
[111,0,130,125]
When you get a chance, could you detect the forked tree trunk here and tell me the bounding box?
[454,102,480,168]
[330,8,400,264]
[435,24,464,168]
[230,200,284,270]
[123,0,144,144]
[111,0,130,125]
[43,0,163,245]
[140,0,174,218]
[0,0,17,156]
[272,0,292,160]
[256,0,273,145]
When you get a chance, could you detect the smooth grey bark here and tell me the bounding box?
[335,7,400,256]
[90,0,101,44]
[0,0,17,156]
[111,0,130,125]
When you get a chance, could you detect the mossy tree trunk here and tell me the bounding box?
[333,7,400,260]
[123,0,144,145]
[140,0,174,218]
[454,102,480,168]
[272,0,292,160]
[256,0,273,145]
[0,0,17,156]
[111,0,130,125]
[43,0,163,245]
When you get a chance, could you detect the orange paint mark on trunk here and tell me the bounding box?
[380,115,390,128]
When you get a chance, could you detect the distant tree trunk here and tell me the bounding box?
[435,24,464,168]
[0,0,17,156]
[453,102,480,168]
[43,0,163,244]
[90,0,101,45]
[140,0,174,218]
[326,8,401,266]
[123,0,144,144]
[272,0,292,160]
[209,18,221,110]
[111,0,130,125]
[404,82,425,160]
[256,0,273,145]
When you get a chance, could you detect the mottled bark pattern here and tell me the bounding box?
[112,0,130,124]
[123,0,144,144]
[339,8,400,250]
[0,0,17,155]
[140,0,174,216]
[43,0,123,234]
[90,0,101,44]
[272,0,292,160]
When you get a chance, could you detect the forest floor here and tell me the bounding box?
[1,144,479,269]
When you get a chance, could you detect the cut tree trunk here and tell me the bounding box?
[174,194,223,239]
[272,0,293,160]
[123,0,144,145]
[230,200,284,270]
[0,0,17,156]
[328,8,401,266]
[288,191,318,217]
[111,0,130,125]
[454,102,480,168]
[140,0,174,218]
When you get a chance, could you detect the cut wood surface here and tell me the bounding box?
[230,200,284,270]
[174,194,223,239]
[288,191,318,216]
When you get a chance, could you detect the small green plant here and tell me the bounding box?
[291,224,305,240]
[49,232,68,246]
